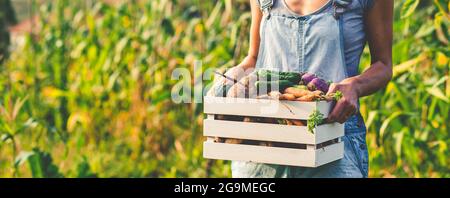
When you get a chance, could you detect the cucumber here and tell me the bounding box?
[256,70,278,80]
[283,73,302,84]
[257,70,302,84]
[255,80,295,94]
[294,85,308,90]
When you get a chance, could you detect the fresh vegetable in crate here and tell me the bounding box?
[216,70,344,141]
[255,80,295,94]
[255,70,342,102]
[227,73,258,98]
[257,69,302,84]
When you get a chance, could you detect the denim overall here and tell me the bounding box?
[231,0,369,178]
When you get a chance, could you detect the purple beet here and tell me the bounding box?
[307,78,329,93]
[301,73,316,85]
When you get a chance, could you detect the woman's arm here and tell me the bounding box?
[327,0,394,124]
[239,0,263,70]
[208,0,262,96]
[216,0,263,85]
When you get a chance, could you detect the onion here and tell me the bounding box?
[301,73,317,84]
[307,78,329,93]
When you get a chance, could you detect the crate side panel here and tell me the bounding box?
[204,96,331,120]
[315,123,345,144]
[315,142,344,167]
[204,119,316,144]
[203,142,316,167]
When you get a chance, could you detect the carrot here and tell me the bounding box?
[296,94,316,102]
[286,119,294,125]
[282,93,296,101]
[322,95,334,102]
[284,87,311,97]
[290,119,307,126]
[313,90,324,96]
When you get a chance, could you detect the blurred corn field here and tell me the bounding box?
[0,0,448,178]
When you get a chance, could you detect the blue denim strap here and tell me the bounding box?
[333,0,353,19]
[257,0,274,19]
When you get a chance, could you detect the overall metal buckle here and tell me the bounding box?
[258,0,273,19]
[332,0,346,19]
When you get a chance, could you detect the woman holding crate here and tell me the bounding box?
[211,0,393,178]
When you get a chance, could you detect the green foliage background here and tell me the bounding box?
[0,0,448,178]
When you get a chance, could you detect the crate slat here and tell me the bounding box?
[204,96,332,120]
[204,120,344,144]
[203,141,344,167]
[315,141,345,166]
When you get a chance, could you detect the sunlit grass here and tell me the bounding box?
[0,0,448,178]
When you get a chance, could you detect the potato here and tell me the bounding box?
[243,117,252,122]
[227,83,246,98]
[256,94,270,99]
[259,142,274,147]
[290,119,307,126]
[225,138,243,144]
[214,137,225,143]
[268,91,283,99]
[227,73,258,99]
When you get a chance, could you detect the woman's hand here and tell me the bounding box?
[326,79,359,124]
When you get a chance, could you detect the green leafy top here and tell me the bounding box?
[307,110,324,134]
[333,91,343,101]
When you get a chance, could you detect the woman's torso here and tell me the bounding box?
[282,0,330,16]
[229,0,375,178]
[255,0,374,132]
[263,0,374,77]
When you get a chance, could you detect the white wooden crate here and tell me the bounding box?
[204,96,333,120]
[203,96,345,168]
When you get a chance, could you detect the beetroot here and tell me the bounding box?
[301,73,316,85]
[307,78,329,93]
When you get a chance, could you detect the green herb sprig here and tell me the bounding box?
[307,110,324,134]
[333,91,343,101]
